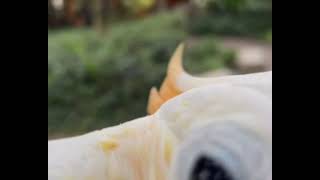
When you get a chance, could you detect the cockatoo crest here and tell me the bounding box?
[148,43,185,114]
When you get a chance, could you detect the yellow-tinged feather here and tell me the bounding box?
[100,138,119,153]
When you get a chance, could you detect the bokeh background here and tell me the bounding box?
[48,0,272,139]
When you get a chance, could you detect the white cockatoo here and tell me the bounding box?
[48,44,272,180]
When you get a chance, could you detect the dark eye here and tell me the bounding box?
[191,156,233,180]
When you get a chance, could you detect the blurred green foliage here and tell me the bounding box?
[122,0,155,13]
[48,11,234,138]
[189,0,272,39]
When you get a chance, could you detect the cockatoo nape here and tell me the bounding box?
[48,44,272,180]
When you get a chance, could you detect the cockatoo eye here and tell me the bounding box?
[191,156,233,180]
[171,122,272,180]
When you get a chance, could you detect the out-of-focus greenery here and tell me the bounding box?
[48,11,234,138]
[122,0,156,13]
[265,30,272,42]
[188,0,272,39]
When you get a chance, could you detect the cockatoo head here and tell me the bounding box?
[147,44,272,180]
